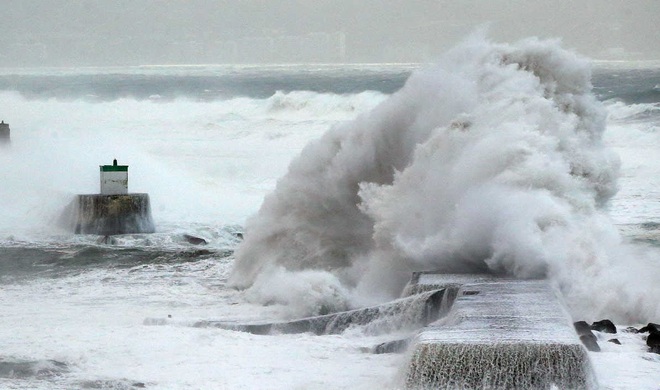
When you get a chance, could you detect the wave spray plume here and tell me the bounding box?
[230,35,660,323]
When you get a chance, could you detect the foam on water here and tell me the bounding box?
[1,251,404,389]
[603,100,660,226]
[0,88,386,242]
[231,35,660,323]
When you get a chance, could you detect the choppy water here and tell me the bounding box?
[1,42,659,389]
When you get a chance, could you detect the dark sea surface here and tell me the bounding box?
[0,65,658,104]
[0,65,412,101]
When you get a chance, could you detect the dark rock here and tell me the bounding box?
[608,338,621,345]
[372,339,410,354]
[591,319,617,334]
[574,321,592,336]
[624,326,639,334]
[579,333,601,352]
[647,332,660,354]
[234,232,244,240]
[639,323,660,334]
[183,234,207,245]
[96,235,111,244]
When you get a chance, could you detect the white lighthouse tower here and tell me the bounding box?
[100,159,128,195]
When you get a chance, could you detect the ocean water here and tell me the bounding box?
[1,37,660,389]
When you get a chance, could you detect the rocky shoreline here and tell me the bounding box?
[574,320,660,354]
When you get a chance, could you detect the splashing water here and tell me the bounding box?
[230,35,660,323]
[406,342,595,389]
[193,288,447,336]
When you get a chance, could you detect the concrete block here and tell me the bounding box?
[404,278,598,389]
[63,193,155,235]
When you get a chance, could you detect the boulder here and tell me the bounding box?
[579,333,601,352]
[647,332,660,354]
[372,339,410,354]
[607,338,621,345]
[591,319,617,334]
[639,323,660,334]
[573,321,592,336]
[183,234,207,245]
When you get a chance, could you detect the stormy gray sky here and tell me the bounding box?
[1,0,658,67]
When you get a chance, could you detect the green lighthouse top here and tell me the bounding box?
[100,158,128,172]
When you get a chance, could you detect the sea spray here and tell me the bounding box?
[230,35,660,323]
[405,342,594,389]
[0,87,384,238]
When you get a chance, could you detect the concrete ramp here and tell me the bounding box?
[194,289,448,336]
[404,276,597,389]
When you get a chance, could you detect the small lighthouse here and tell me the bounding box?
[0,120,10,143]
[62,159,155,235]
[100,159,128,194]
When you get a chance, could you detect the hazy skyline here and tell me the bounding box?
[1,0,659,67]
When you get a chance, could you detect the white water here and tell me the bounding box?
[1,36,660,389]
[231,36,660,326]
[0,89,386,240]
[1,257,404,389]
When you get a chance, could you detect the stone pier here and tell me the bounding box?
[403,274,597,389]
[64,193,155,235]
[61,159,155,235]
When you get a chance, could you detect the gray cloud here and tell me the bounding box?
[1,0,658,66]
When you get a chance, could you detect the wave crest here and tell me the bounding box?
[265,90,387,119]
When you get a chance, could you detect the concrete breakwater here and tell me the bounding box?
[63,193,155,235]
[191,289,448,336]
[403,274,597,389]
[145,272,597,388]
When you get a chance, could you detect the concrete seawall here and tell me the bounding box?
[63,193,155,235]
[191,289,448,336]
[403,274,597,389]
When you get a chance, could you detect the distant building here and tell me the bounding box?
[0,121,10,143]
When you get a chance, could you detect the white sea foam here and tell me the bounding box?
[605,100,660,124]
[0,90,385,243]
[231,35,660,323]
[1,255,402,389]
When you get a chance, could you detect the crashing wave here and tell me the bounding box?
[230,35,660,323]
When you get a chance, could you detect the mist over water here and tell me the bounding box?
[231,36,660,323]
[0,87,387,241]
